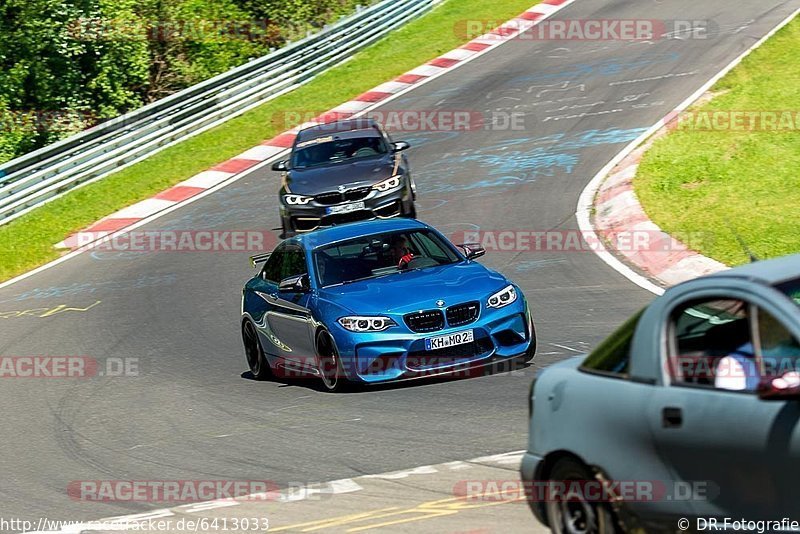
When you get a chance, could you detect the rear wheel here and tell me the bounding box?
[243,320,272,380]
[545,457,618,534]
[316,331,348,392]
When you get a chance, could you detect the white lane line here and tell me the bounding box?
[363,465,439,480]
[178,499,240,513]
[549,343,583,354]
[576,5,800,296]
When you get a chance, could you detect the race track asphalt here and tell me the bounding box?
[1,0,797,524]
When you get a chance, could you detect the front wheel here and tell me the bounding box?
[316,331,348,392]
[402,201,417,219]
[545,457,618,534]
[243,320,272,380]
[519,320,537,364]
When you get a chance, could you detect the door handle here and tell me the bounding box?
[267,293,279,301]
[662,407,683,428]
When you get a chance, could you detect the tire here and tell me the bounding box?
[545,457,618,534]
[280,218,294,240]
[316,331,348,392]
[243,320,272,380]
[403,202,417,219]
[519,319,537,364]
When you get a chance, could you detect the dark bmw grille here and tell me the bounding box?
[446,301,480,327]
[315,187,371,205]
[404,310,445,333]
[407,336,494,369]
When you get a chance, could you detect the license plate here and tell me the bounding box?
[326,201,365,215]
[425,329,474,351]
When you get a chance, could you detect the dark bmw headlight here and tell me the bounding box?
[338,316,396,332]
[284,194,313,205]
[372,175,403,192]
[487,285,517,309]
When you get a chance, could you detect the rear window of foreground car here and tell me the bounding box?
[580,309,645,378]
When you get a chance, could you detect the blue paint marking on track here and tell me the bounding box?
[418,127,648,194]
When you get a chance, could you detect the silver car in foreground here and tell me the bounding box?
[522,254,800,533]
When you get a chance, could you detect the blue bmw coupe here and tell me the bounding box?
[241,218,535,391]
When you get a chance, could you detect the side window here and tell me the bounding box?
[669,299,753,390]
[280,247,308,281]
[261,247,285,284]
[581,310,644,378]
[757,308,800,379]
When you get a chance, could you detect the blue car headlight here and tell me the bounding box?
[284,194,313,205]
[372,175,403,192]
[487,285,517,309]
[338,316,396,332]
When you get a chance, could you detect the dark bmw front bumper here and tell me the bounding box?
[280,182,414,234]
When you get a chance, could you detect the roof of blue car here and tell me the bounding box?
[293,219,429,249]
[705,253,800,285]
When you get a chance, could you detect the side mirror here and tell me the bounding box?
[271,160,288,172]
[458,243,485,260]
[757,372,800,401]
[278,273,309,293]
[392,141,410,152]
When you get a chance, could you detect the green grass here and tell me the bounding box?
[0,0,538,282]
[634,17,800,266]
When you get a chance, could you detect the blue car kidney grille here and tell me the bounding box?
[404,310,445,332]
[446,301,479,327]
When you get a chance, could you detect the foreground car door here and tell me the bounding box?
[647,294,800,518]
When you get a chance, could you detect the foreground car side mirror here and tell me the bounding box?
[392,141,410,152]
[458,243,486,260]
[757,372,800,401]
[278,274,309,293]
[271,160,288,172]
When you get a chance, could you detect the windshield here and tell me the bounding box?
[314,230,460,287]
[291,134,388,168]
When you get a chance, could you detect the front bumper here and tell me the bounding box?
[329,300,534,384]
[281,184,413,233]
[520,451,547,524]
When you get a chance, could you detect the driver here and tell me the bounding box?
[389,235,414,269]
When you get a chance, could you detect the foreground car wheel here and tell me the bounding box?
[316,331,348,392]
[546,457,617,534]
[243,320,272,380]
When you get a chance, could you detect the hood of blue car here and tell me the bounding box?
[319,262,509,315]
[287,155,396,195]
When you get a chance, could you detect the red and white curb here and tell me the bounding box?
[593,136,727,287]
[55,0,574,251]
[577,5,800,295]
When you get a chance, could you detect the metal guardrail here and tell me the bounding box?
[0,0,438,225]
